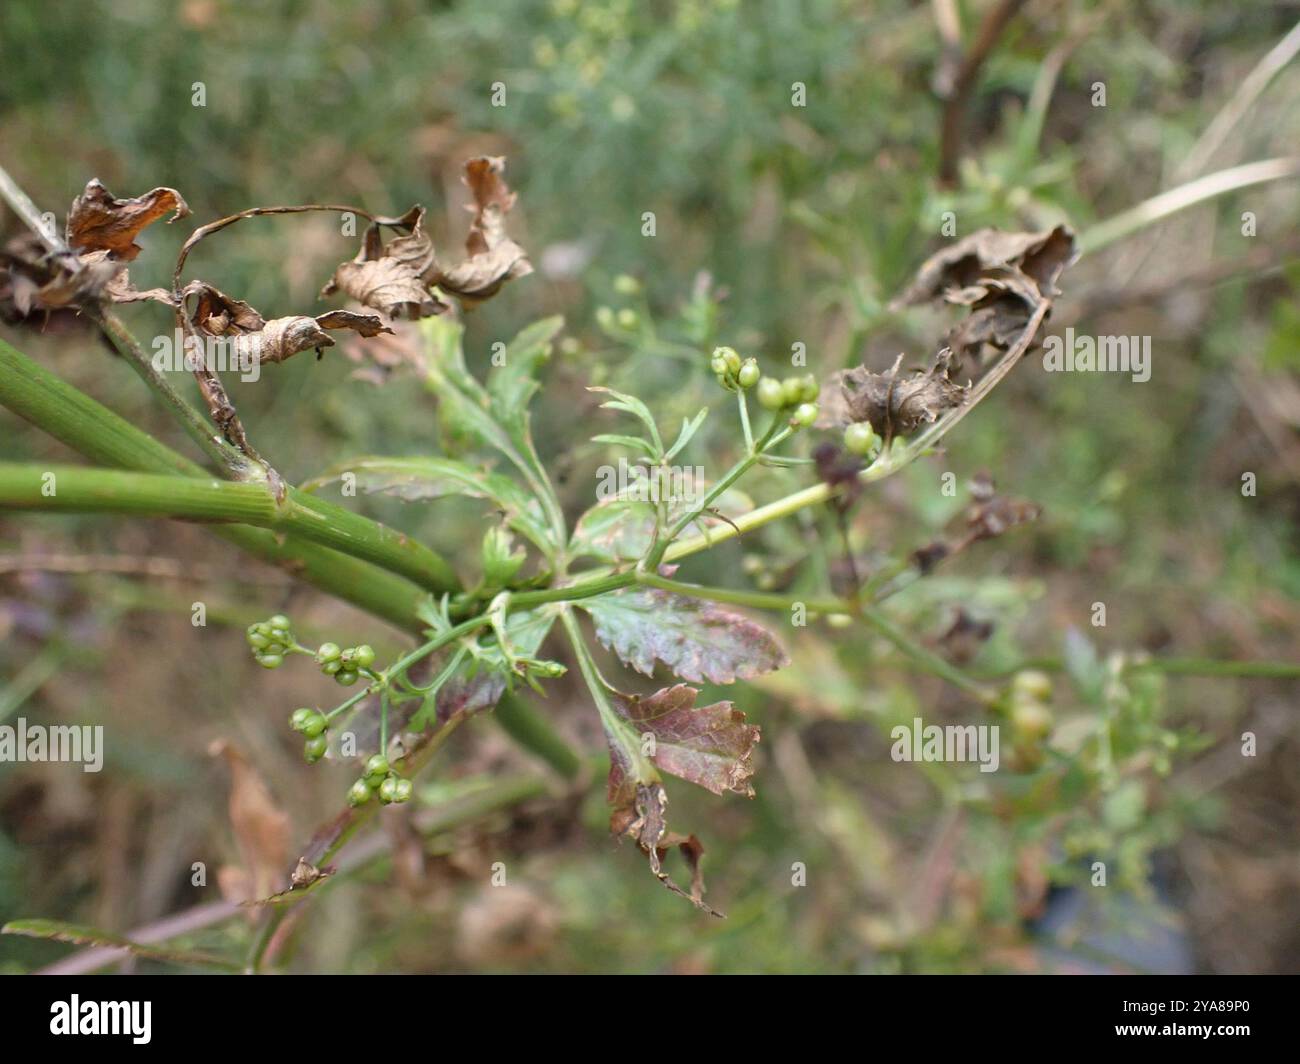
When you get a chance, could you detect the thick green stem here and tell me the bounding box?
[0,336,439,624]
[0,463,457,593]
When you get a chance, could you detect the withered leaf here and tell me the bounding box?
[431,156,533,303]
[607,684,760,802]
[892,225,1077,367]
[818,349,967,437]
[0,235,124,319]
[892,225,1077,309]
[609,782,721,917]
[184,281,391,364]
[66,179,190,261]
[580,587,788,684]
[321,156,531,318]
[600,684,757,917]
[322,205,449,320]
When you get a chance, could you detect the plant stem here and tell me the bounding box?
[1079,157,1300,255]
[0,337,459,615]
[247,710,468,972]
[0,163,247,473]
[0,463,458,593]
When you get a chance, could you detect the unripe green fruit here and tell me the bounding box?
[339,648,356,667]
[843,422,877,456]
[304,735,330,763]
[781,377,804,407]
[258,653,284,669]
[737,360,760,389]
[1012,670,1053,702]
[322,660,342,676]
[392,778,414,803]
[713,346,741,375]
[710,354,728,376]
[799,374,819,402]
[1011,699,1054,741]
[269,629,291,646]
[268,615,290,631]
[248,632,270,650]
[364,754,390,780]
[791,402,818,428]
[336,670,359,686]
[756,377,785,410]
[300,711,328,738]
[378,776,400,804]
[290,707,315,732]
[316,642,341,663]
[263,641,286,656]
[612,274,641,295]
[347,780,373,807]
[616,308,638,329]
[354,645,376,669]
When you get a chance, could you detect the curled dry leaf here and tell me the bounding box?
[183,280,391,364]
[892,225,1078,367]
[322,205,449,320]
[818,348,968,438]
[435,155,533,303]
[0,235,131,319]
[320,156,531,318]
[892,225,1077,309]
[610,782,721,917]
[66,178,190,261]
[1,177,189,319]
[602,684,760,917]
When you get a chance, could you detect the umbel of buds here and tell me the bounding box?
[711,345,763,393]
[246,614,294,669]
[753,372,820,428]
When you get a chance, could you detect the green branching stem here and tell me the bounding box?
[0,463,458,594]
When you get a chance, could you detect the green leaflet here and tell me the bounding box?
[2,919,240,971]
[422,315,567,548]
[579,586,788,685]
[301,454,551,554]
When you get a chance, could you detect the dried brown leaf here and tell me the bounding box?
[322,205,449,320]
[183,280,391,364]
[609,782,722,917]
[892,225,1077,367]
[818,349,968,437]
[209,739,291,905]
[66,179,190,261]
[429,156,533,303]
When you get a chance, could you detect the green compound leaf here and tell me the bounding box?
[301,454,551,553]
[580,586,788,684]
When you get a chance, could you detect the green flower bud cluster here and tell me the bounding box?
[755,374,820,428]
[347,753,414,807]
[246,614,297,669]
[314,641,376,687]
[710,346,761,393]
[1006,670,1055,771]
[290,707,331,763]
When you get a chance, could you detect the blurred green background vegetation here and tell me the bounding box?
[1,0,1298,973]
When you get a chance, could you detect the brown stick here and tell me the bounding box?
[937,0,1031,187]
